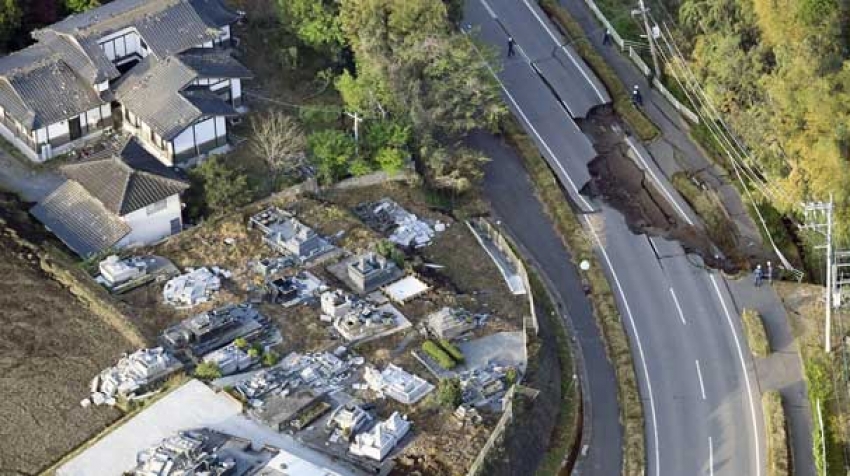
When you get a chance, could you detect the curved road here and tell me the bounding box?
[465,1,765,475]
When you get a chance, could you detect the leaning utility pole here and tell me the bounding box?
[802,195,834,353]
[635,0,662,79]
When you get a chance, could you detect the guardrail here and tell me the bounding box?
[583,0,701,124]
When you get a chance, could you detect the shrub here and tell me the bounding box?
[505,367,518,387]
[308,129,356,184]
[194,362,222,380]
[233,337,248,349]
[437,377,463,408]
[438,339,464,364]
[422,340,457,369]
[741,308,771,357]
[375,147,406,174]
[187,156,255,218]
[262,350,279,367]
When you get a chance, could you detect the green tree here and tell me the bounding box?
[65,0,100,13]
[233,337,248,349]
[0,0,21,52]
[262,350,279,367]
[437,377,462,408]
[194,362,222,380]
[308,129,356,184]
[375,147,406,174]
[248,347,261,359]
[187,157,255,217]
[277,0,343,51]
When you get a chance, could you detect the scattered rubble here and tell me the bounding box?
[427,307,477,340]
[363,364,434,405]
[202,343,256,376]
[89,347,182,405]
[236,351,363,402]
[162,267,224,308]
[161,304,272,359]
[355,198,443,248]
[349,411,411,461]
[249,207,335,262]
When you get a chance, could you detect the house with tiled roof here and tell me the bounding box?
[32,135,189,256]
[0,0,250,164]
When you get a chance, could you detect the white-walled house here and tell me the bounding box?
[32,137,189,257]
[0,0,248,163]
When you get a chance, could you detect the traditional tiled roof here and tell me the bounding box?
[115,55,238,139]
[178,49,253,79]
[189,0,242,28]
[0,52,105,129]
[31,180,131,257]
[61,136,189,215]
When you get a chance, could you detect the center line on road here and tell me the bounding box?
[695,359,706,400]
[709,437,714,476]
[669,287,687,325]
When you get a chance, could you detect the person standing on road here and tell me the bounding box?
[507,36,516,57]
[631,85,643,106]
[754,264,763,287]
[602,29,611,46]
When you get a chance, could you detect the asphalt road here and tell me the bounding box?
[466,1,765,475]
[472,131,623,476]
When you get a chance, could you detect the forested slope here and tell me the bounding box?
[676,0,850,232]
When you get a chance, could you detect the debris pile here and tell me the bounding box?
[249,207,334,261]
[236,351,363,402]
[427,307,477,340]
[355,198,444,248]
[88,347,183,405]
[162,267,224,308]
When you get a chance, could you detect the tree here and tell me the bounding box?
[437,377,462,408]
[187,157,255,217]
[0,0,21,53]
[277,0,343,51]
[250,110,307,179]
[421,143,489,193]
[262,350,279,367]
[308,129,356,184]
[233,337,248,349]
[194,362,222,380]
[65,0,100,13]
[375,147,406,174]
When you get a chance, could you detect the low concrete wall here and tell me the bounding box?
[328,168,418,191]
[467,385,518,476]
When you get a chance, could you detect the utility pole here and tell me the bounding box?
[802,195,835,353]
[345,111,363,155]
[635,0,662,79]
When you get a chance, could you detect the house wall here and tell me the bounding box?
[171,116,228,162]
[117,194,183,248]
[191,78,242,106]
[98,27,148,62]
[33,104,112,159]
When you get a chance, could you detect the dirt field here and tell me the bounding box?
[0,194,132,475]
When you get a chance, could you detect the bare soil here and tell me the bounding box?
[581,107,736,271]
[0,194,131,475]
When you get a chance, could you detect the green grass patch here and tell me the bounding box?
[423,340,458,369]
[741,308,771,358]
[539,0,659,142]
[763,391,790,476]
[503,116,645,476]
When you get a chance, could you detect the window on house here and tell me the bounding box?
[146,199,168,215]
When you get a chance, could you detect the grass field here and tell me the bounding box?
[0,195,134,474]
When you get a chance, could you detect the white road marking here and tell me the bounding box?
[462,24,593,212]
[669,287,687,325]
[586,218,661,476]
[626,137,695,226]
[695,359,706,400]
[710,275,762,476]
[709,437,714,476]
[479,0,497,17]
[519,0,608,103]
